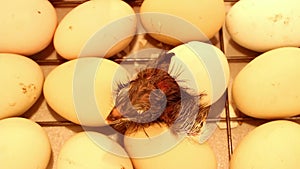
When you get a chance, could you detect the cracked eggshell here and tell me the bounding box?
[0,53,44,119]
[0,0,57,55]
[140,0,225,46]
[123,123,217,169]
[168,41,230,105]
[226,0,300,52]
[0,117,51,169]
[43,57,130,126]
[232,47,300,119]
[57,131,133,169]
[53,0,137,60]
[230,120,300,169]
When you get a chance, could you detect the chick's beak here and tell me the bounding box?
[106,108,123,124]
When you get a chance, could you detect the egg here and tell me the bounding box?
[43,57,129,126]
[0,0,57,55]
[57,131,133,169]
[0,117,51,169]
[123,123,217,169]
[226,0,300,52]
[168,41,230,105]
[0,53,44,119]
[139,0,225,46]
[53,0,137,60]
[230,120,300,169]
[232,47,300,119]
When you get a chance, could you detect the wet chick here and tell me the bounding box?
[107,52,209,136]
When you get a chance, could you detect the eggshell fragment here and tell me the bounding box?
[0,117,51,169]
[54,0,137,60]
[57,131,133,169]
[124,123,217,169]
[0,0,57,55]
[230,120,300,169]
[43,57,130,126]
[226,0,300,52]
[0,53,44,119]
[168,41,230,105]
[232,47,300,119]
[140,0,225,46]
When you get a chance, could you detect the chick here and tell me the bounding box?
[107,52,209,136]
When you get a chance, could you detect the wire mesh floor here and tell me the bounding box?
[19,1,300,168]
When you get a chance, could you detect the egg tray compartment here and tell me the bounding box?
[22,0,300,168]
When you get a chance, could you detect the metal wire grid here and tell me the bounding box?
[33,0,300,162]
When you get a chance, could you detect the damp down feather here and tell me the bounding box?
[106,52,210,136]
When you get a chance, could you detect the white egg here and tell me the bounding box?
[57,131,133,169]
[139,0,226,46]
[226,0,300,52]
[232,47,300,119]
[54,0,137,60]
[230,120,300,169]
[0,53,44,119]
[0,117,51,169]
[0,0,57,55]
[43,57,130,126]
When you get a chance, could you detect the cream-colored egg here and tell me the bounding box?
[43,57,129,126]
[0,53,44,119]
[54,0,137,60]
[124,123,217,169]
[139,0,225,46]
[0,0,57,55]
[226,0,300,52]
[230,120,300,169]
[168,41,230,105]
[232,47,300,119]
[0,117,51,169]
[57,131,133,169]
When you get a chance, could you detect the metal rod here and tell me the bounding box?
[225,91,234,160]
[219,27,225,53]
[37,121,78,126]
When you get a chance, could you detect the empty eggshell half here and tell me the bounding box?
[0,53,44,119]
[168,41,230,105]
[124,123,217,169]
[226,0,300,52]
[54,0,137,60]
[43,57,130,126]
[0,117,51,169]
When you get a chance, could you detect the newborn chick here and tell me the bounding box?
[107,52,209,136]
